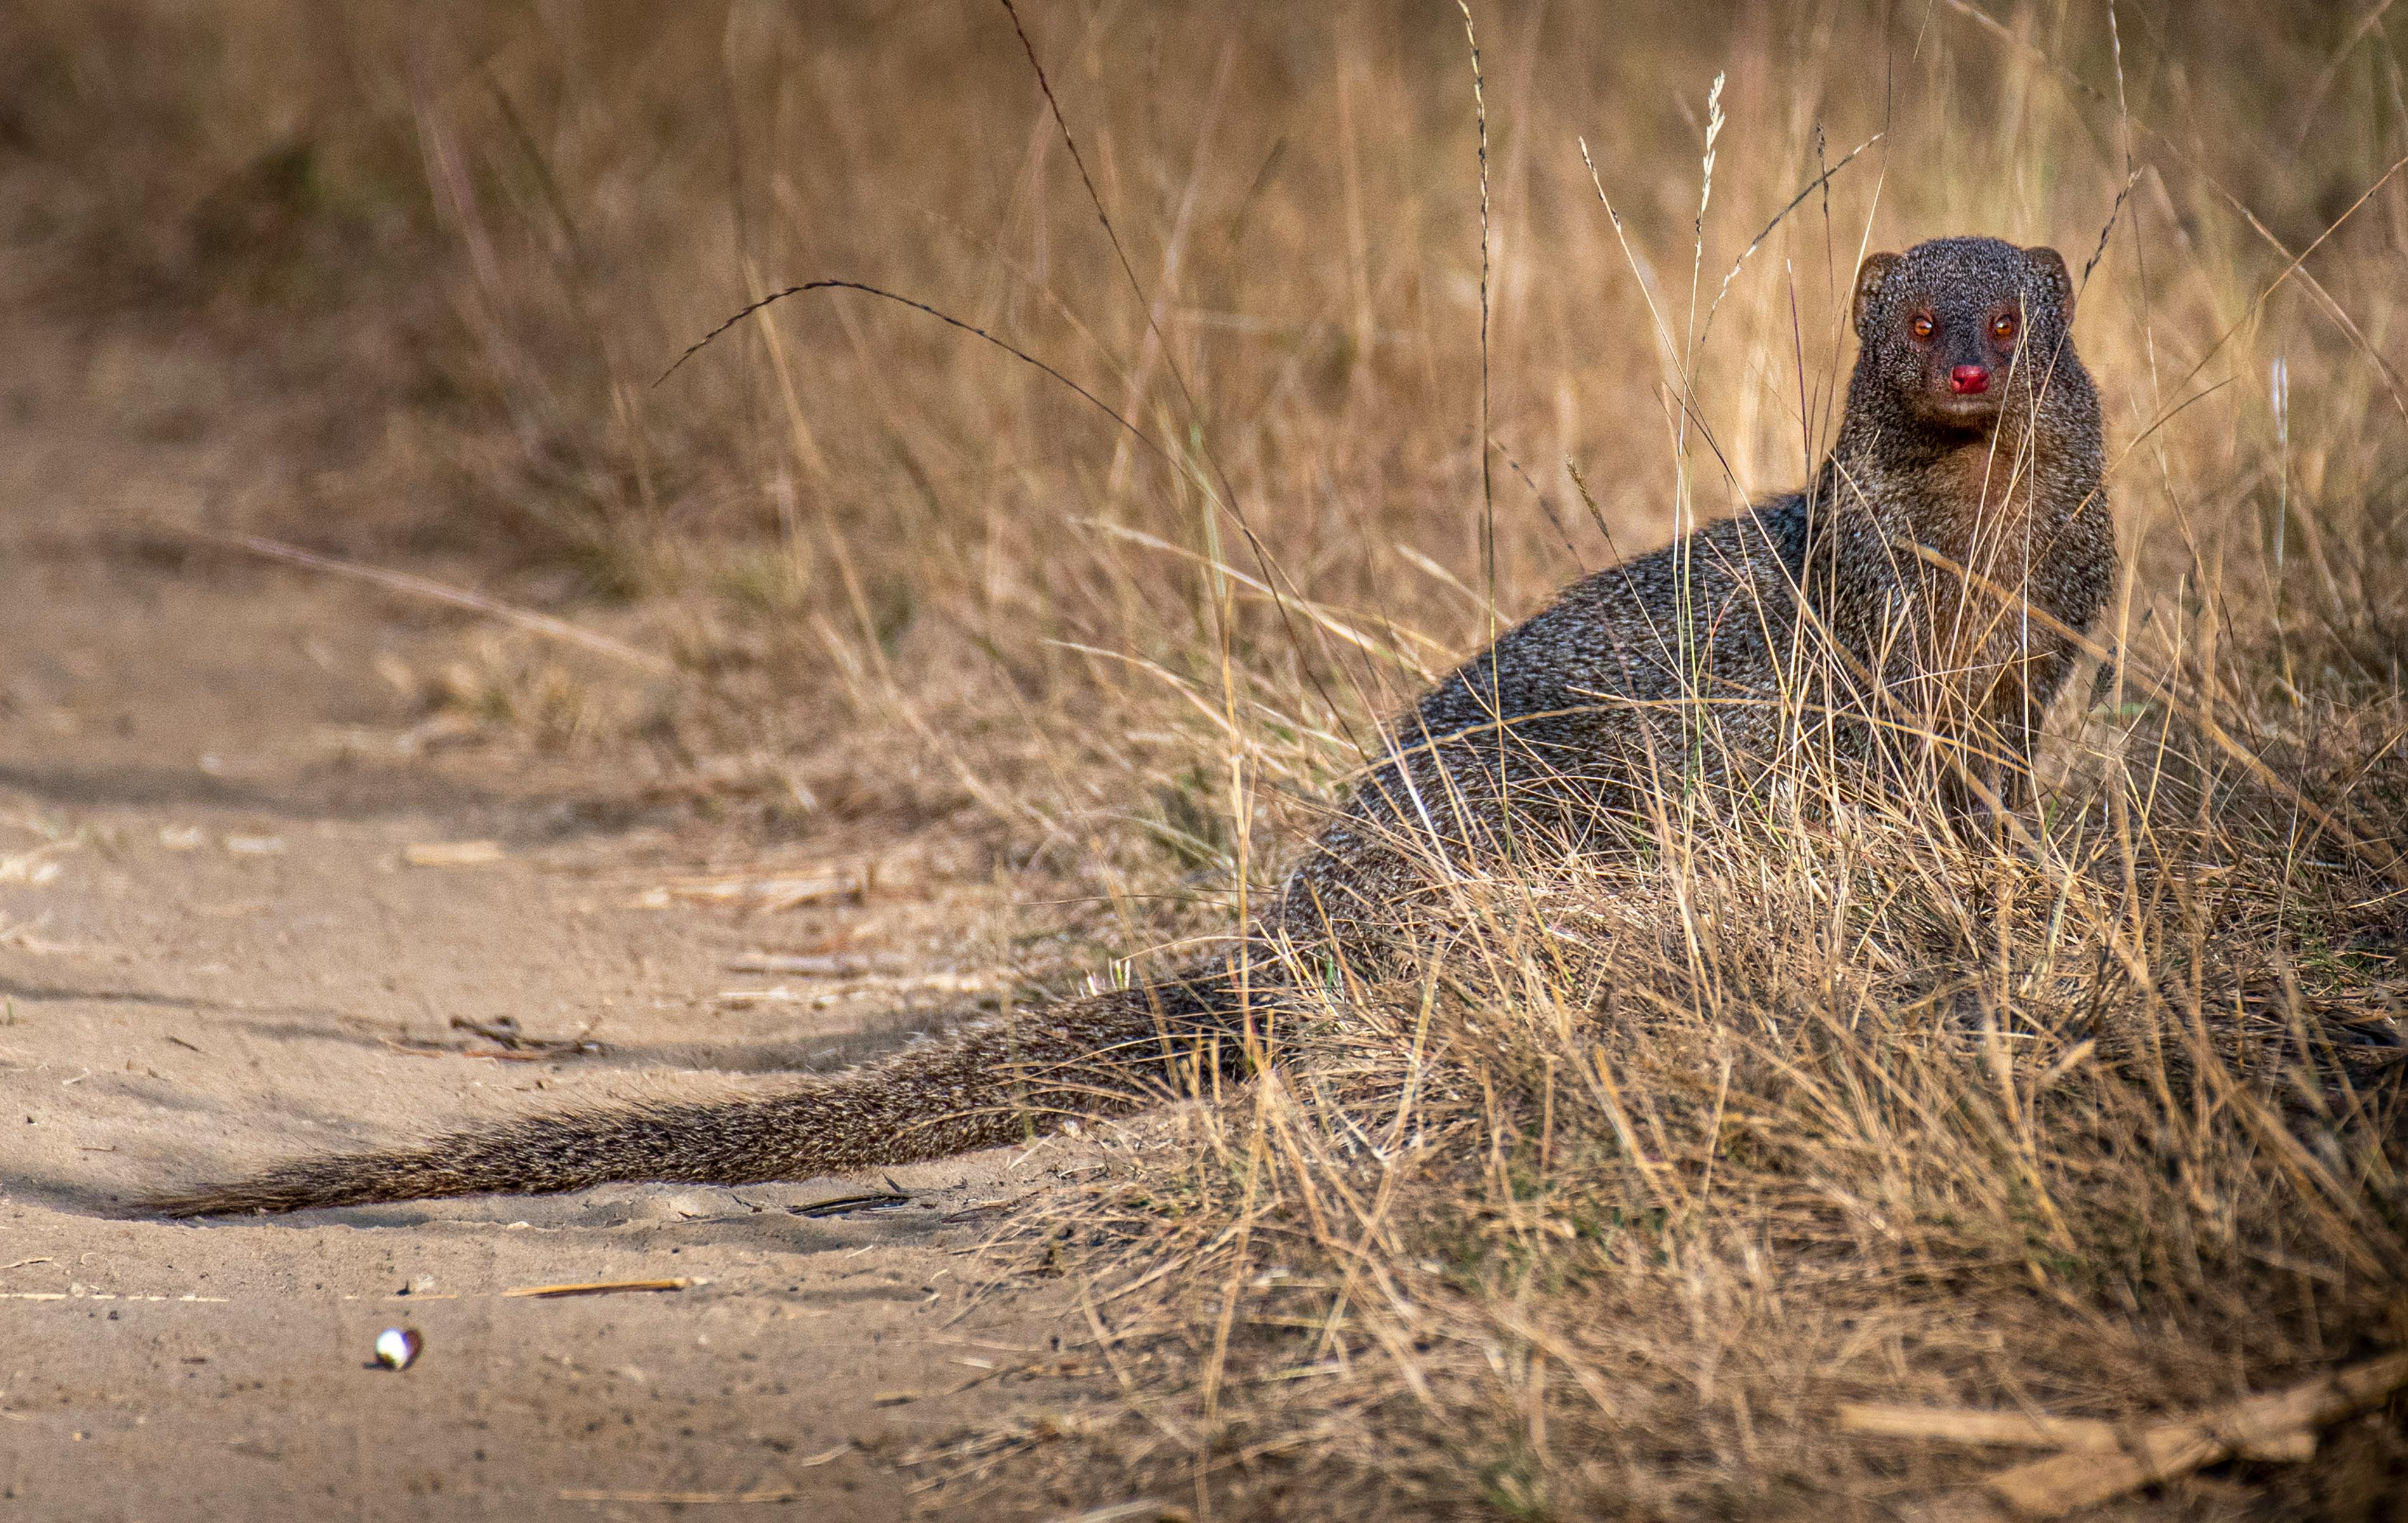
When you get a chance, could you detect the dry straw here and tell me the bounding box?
[23,1,2406,1515]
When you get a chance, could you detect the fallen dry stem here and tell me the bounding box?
[1983,1353,2408,1517]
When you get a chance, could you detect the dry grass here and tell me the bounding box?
[7,1,2405,1516]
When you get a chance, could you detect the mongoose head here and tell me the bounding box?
[1850,237,2076,434]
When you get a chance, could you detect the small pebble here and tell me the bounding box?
[374,1327,421,1371]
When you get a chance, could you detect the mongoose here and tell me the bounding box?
[149,236,2112,1216]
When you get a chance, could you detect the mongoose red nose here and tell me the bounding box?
[1951,364,1991,395]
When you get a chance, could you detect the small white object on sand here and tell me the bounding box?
[373,1328,421,1371]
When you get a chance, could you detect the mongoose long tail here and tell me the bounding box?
[148,968,1252,1216]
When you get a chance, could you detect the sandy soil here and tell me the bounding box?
[0,291,1105,1518]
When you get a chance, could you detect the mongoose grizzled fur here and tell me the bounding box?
[150,236,2112,1216]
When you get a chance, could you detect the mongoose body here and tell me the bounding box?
[152,237,2112,1216]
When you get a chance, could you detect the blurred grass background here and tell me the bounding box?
[9,1,2398,859]
[4,2,2404,1516]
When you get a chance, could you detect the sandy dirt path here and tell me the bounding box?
[0,298,1096,1518]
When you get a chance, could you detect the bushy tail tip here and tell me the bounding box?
[142,972,1253,1216]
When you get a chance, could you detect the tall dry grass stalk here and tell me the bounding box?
[7,1,2403,1514]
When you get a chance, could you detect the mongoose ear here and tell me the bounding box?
[2023,245,2074,323]
[1852,253,1901,339]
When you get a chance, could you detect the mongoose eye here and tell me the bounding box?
[1909,315,1935,340]
[1992,313,2018,341]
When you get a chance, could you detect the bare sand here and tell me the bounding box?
[0,293,1102,1519]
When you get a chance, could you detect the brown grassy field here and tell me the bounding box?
[5,1,2404,1517]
